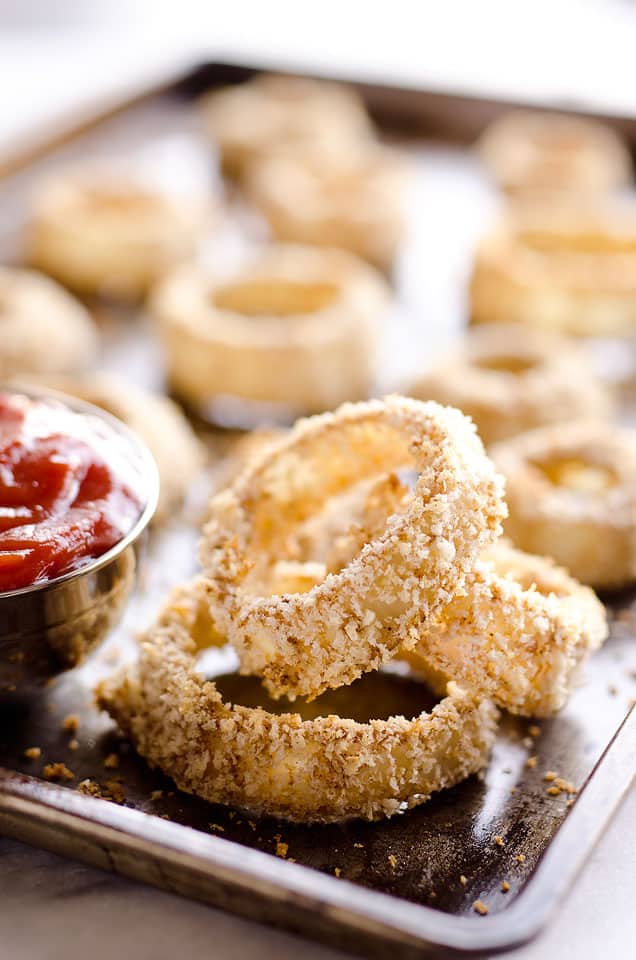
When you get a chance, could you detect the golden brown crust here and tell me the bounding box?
[198,73,375,180]
[491,420,636,587]
[245,145,408,272]
[0,267,97,378]
[477,111,632,196]
[97,583,498,822]
[150,245,389,416]
[407,324,614,445]
[470,204,636,335]
[404,542,607,717]
[200,396,506,700]
[27,173,206,299]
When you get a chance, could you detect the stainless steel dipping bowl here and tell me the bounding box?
[0,386,159,699]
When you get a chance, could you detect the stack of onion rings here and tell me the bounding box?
[100,396,606,822]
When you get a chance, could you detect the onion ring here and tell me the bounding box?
[289,474,607,716]
[27,172,206,299]
[470,203,636,335]
[97,582,498,822]
[198,73,375,180]
[491,420,636,588]
[403,542,607,717]
[477,110,632,196]
[407,324,614,445]
[199,396,506,701]
[0,267,97,378]
[245,145,408,272]
[150,245,388,417]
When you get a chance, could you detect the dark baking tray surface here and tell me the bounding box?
[1,61,636,959]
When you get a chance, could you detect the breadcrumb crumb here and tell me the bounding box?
[460,875,468,886]
[501,880,510,893]
[526,756,538,769]
[473,900,489,915]
[42,762,74,781]
[23,747,41,760]
[276,841,289,858]
[62,714,80,733]
[103,753,120,769]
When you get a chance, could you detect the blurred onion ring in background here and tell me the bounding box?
[477,110,632,196]
[407,323,614,446]
[492,420,636,588]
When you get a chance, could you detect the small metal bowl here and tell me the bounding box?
[0,385,159,699]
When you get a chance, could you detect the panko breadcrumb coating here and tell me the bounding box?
[404,542,607,717]
[407,324,613,446]
[200,396,506,701]
[491,420,636,588]
[0,267,97,379]
[98,585,498,822]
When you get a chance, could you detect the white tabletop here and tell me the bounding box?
[1,6,635,958]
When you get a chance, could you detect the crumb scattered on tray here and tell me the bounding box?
[473,900,489,916]
[103,753,120,769]
[460,875,468,886]
[209,823,225,832]
[68,739,79,751]
[501,880,510,893]
[78,779,102,797]
[528,725,541,738]
[515,854,526,864]
[62,714,80,733]
[334,867,342,878]
[388,854,397,869]
[353,842,364,849]
[103,780,125,804]
[526,756,538,769]
[150,789,164,801]
[276,841,289,858]
[544,771,557,782]
[42,762,74,781]
[23,746,41,760]
[494,835,504,847]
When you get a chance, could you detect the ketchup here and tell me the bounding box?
[0,392,144,592]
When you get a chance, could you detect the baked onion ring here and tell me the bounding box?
[0,267,97,378]
[477,110,632,196]
[200,396,506,701]
[98,582,498,822]
[150,245,388,419]
[470,203,636,335]
[27,172,205,299]
[198,73,375,180]
[491,420,636,588]
[403,542,607,717]
[245,145,408,272]
[407,324,614,445]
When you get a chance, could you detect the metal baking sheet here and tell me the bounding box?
[1,62,636,958]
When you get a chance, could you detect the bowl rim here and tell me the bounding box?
[0,382,160,600]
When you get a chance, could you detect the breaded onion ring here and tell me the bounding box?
[470,203,636,335]
[407,324,613,445]
[98,583,498,822]
[150,245,388,418]
[21,373,204,522]
[27,173,205,299]
[245,145,408,272]
[200,396,506,701]
[403,542,607,717]
[491,420,636,588]
[477,110,632,196]
[198,73,375,180]
[0,267,97,378]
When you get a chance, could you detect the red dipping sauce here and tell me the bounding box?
[0,392,144,593]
